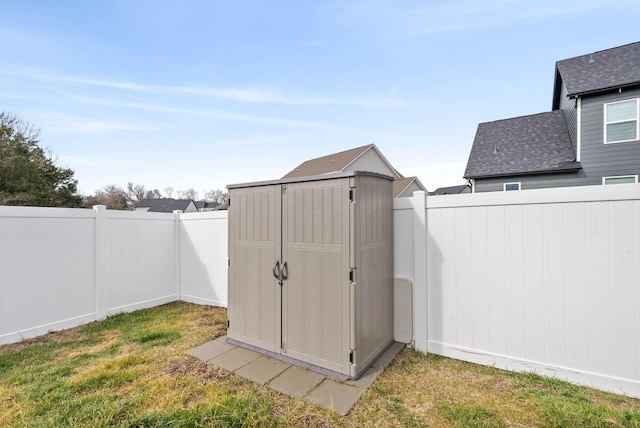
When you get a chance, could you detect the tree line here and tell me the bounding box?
[1,112,227,210]
[84,183,227,210]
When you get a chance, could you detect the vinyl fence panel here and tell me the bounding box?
[0,207,96,345]
[396,184,640,398]
[179,211,228,307]
[102,209,178,315]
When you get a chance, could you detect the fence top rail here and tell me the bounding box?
[105,210,176,221]
[179,211,228,220]
[0,206,96,219]
[426,183,640,209]
[393,198,414,210]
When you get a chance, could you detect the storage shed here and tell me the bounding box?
[227,171,394,379]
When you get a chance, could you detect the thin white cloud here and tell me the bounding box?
[67,76,408,107]
[0,67,408,108]
[60,92,342,129]
[331,0,640,37]
[43,113,171,135]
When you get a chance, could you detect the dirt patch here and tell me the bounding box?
[165,358,231,383]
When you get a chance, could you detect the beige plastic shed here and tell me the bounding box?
[226,171,394,379]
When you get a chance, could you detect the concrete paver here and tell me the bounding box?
[306,379,364,416]
[208,346,260,372]
[188,337,404,415]
[345,366,379,390]
[186,336,236,361]
[235,355,290,385]
[267,365,325,398]
[372,341,405,370]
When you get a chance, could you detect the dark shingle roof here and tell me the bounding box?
[432,184,470,195]
[464,110,581,179]
[137,198,194,212]
[555,42,640,99]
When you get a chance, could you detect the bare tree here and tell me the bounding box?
[85,182,162,210]
[177,188,198,200]
[204,189,228,207]
[84,184,128,209]
[124,182,161,207]
[163,186,174,198]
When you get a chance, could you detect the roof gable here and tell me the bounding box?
[553,41,640,107]
[464,110,580,179]
[282,144,402,179]
[393,176,426,197]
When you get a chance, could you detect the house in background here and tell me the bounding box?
[194,201,221,212]
[465,41,640,192]
[393,176,428,198]
[430,184,471,196]
[135,198,197,213]
[283,144,427,197]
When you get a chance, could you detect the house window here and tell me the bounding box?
[503,182,520,191]
[603,175,638,185]
[604,99,639,143]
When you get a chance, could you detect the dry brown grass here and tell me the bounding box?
[2,302,640,427]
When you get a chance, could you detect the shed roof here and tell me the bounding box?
[464,110,580,179]
[282,144,402,179]
[553,41,640,107]
[229,170,393,190]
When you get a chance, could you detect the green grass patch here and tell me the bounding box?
[440,405,505,427]
[125,328,182,347]
[2,302,640,427]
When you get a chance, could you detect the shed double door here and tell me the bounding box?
[228,178,352,374]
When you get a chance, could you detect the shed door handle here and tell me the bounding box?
[272,261,281,280]
[281,262,288,280]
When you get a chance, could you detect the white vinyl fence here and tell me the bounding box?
[395,184,640,398]
[0,205,226,345]
[1,183,639,398]
[179,211,228,307]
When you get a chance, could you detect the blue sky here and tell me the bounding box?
[2,1,639,196]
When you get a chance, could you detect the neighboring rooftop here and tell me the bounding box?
[393,176,426,198]
[136,198,195,213]
[431,184,471,196]
[464,110,581,179]
[554,41,640,105]
[282,144,402,179]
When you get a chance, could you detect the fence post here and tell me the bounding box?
[93,205,107,320]
[411,191,428,353]
[174,210,182,301]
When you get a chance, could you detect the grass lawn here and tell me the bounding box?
[1,302,639,427]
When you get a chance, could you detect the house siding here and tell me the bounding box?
[473,171,586,192]
[580,88,640,183]
[558,83,578,151]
